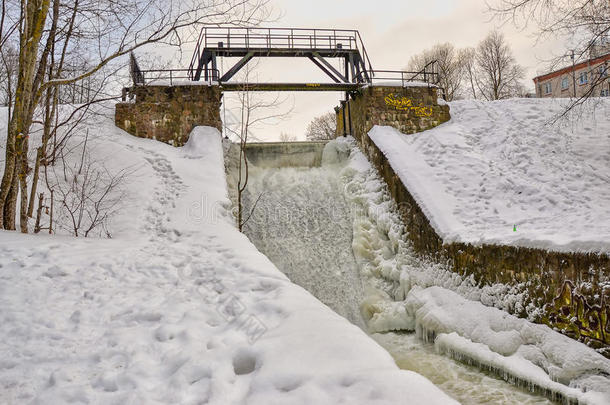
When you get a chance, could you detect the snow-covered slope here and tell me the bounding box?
[0,108,456,404]
[369,98,610,253]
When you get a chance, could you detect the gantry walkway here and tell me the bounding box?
[129,26,440,92]
[189,27,372,85]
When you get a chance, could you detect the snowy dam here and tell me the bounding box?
[225,140,567,405]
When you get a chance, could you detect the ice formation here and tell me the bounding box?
[335,136,610,404]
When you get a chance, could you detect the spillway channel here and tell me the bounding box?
[235,140,553,404]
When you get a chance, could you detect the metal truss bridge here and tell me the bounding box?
[130,27,440,92]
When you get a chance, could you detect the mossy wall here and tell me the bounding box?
[115,85,222,146]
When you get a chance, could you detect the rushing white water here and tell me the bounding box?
[241,141,553,404]
[243,162,366,329]
[374,333,552,405]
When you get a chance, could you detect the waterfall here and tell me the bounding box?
[239,139,554,405]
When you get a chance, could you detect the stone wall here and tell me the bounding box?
[336,85,450,137]
[115,85,222,146]
[339,85,610,355]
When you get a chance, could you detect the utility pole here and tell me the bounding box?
[571,50,576,98]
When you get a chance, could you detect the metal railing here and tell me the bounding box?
[353,61,441,87]
[188,27,373,80]
[131,68,220,86]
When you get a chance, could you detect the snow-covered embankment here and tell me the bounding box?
[0,108,455,404]
[369,98,610,252]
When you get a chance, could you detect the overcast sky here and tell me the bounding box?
[221,0,565,141]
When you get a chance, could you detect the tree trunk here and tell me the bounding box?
[2,160,18,229]
[34,192,44,233]
[0,0,52,230]
[19,163,28,233]
[28,147,42,217]
[237,190,243,232]
[49,189,54,234]
[0,127,15,228]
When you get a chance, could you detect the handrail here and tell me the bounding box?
[202,28,359,50]
[355,31,373,73]
[137,68,220,86]
[353,68,440,87]
[133,67,439,91]
[188,28,207,79]
[408,60,439,83]
[188,26,375,79]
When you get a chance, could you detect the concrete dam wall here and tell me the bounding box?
[244,141,328,168]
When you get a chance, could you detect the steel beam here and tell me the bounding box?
[348,53,356,83]
[308,56,342,83]
[358,55,371,83]
[353,54,363,83]
[221,82,362,92]
[211,51,218,81]
[194,50,212,81]
[220,52,254,82]
[311,52,348,83]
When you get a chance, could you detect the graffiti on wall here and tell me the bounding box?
[545,280,609,345]
[384,94,433,117]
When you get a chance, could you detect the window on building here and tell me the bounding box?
[600,65,608,78]
[601,88,610,97]
[544,82,552,94]
[561,77,569,90]
[578,71,588,85]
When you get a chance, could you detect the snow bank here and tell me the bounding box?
[369,98,610,253]
[0,108,456,404]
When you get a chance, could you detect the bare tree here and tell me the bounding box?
[305,112,336,141]
[26,65,116,222]
[408,43,464,100]
[490,0,609,109]
[474,30,525,100]
[490,0,609,54]
[279,132,297,142]
[0,0,271,233]
[0,44,18,114]
[458,47,478,99]
[49,138,128,238]
[225,64,292,231]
